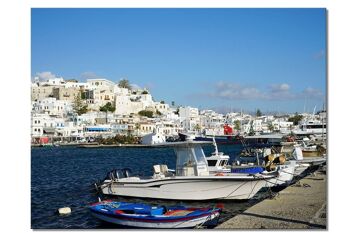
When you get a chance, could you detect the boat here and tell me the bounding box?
[233,145,296,187]
[191,124,243,145]
[193,134,243,144]
[89,200,221,229]
[97,141,277,200]
[291,146,326,176]
[206,137,231,173]
[293,119,326,136]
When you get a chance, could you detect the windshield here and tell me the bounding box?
[193,146,207,166]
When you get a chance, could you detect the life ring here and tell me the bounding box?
[215,173,225,176]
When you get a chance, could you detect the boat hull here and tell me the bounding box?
[266,163,296,187]
[101,176,271,200]
[91,210,220,228]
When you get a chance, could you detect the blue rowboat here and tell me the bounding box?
[89,200,221,229]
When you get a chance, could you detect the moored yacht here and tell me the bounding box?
[97,141,276,200]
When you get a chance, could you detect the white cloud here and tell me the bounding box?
[302,87,324,99]
[196,81,324,102]
[270,83,290,92]
[211,82,264,100]
[35,71,57,80]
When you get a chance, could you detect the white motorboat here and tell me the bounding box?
[264,161,296,187]
[98,141,276,200]
[291,146,326,176]
[206,137,231,173]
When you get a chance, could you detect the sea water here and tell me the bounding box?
[31,144,269,229]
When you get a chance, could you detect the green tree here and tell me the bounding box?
[288,113,303,125]
[99,102,115,113]
[256,109,262,117]
[80,90,86,100]
[268,122,274,132]
[100,102,115,124]
[138,110,154,118]
[248,125,255,136]
[73,94,88,115]
[118,79,131,90]
[234,120,241,131]
[156,110,162,116]
[141,90,148,94]
[160,100,165,104]
[135,123,141,136]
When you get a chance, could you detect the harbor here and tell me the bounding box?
[28,8,328,230]
[216,169,327,229]
[31,139,326,229]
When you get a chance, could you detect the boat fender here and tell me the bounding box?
[215,173,224,176]
[265,163,276,172]
[58,207,71,215]
[273,154,286,164]
[264,154,275,163]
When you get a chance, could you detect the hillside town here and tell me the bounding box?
[31,76,326,146]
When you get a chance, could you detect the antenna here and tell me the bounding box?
[212,135,219,156]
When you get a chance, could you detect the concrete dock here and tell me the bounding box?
[216,170,327,229]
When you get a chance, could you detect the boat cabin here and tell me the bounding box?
[173,142,210,177]
[206,152,230,173]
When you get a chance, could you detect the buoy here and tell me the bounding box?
[58,207,71,215]
[264,154,274,163]
[215,173,224,176]
[265,163,276,172]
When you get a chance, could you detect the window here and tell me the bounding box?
[219,160,226,166]
[207,160,217,167]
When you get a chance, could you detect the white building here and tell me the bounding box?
[36,77,66,86]
[32,98,72,117]
[141,132,166,145]
[199,110,225,131]
[114,92,155,116]
[31,113,64,137]
[179,106,200,131]
[87,78,115,90]
[155,102,170,115]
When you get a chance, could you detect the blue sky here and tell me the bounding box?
[32,8,326,114]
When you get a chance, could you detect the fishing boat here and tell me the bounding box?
[291,145,326,176]
[89,200,221,229]
[97,141,277,200]
[206,137,231,173]
[233,146,296,187]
